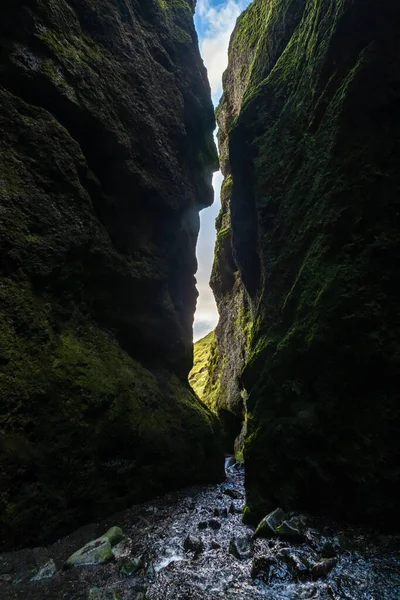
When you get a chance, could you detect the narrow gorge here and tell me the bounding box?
[1,0,400,598]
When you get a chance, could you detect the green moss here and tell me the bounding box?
[216,0,400,525]
[0,277,223,549]
[0,0,221,550]
[189,331,215,399]
[38,28,101,65]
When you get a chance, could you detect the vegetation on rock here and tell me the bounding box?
[212,0,400,526]
[189,331,215,399]
[0,0,223,549]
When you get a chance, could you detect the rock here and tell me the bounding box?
[222,488,243,500]
[198,522,208,530]
[183,535,204,555]
[208,519,221,531]
[211,541,221,550]
[0,558,13,575]
[250,556,276,583]
[276,547,316,580]
[251,554,292,583]
[276,521,306,543]
[254,507,287,537]
[254,508,305,542]
[119,556,143,578]
[228,502,238,514]
[214,507,228,518]
[111,537,133,559]
[65,538,114,569]
[312,558,338,581]
[102,527,125,547]
[145,562,156,581]
[229,534,253,560]
[225,457,237,470]
[252,548,315,584]
[0,0,223,552]
[31,559,57,581]
[65,527,127,568]
[211,0,400,529]
[306,530,340,558]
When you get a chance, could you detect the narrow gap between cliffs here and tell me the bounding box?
[191,1,252,456]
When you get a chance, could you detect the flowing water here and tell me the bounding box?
[1,460,399,599]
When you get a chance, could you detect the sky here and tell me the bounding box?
[193,0,252,341]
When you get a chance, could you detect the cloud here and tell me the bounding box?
[193,172,222,341]
[193,318,217,342]
[193,2,251,342]
[196,0,251,102]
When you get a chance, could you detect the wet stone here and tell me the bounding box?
[229,534,253,560]
[0,559,13,575]
[65,527,126,569]
[312,557,338,580]
[254,508,305,542]
[102,527,125,547]
[222,488,243,500]
[229,502,237,514]
[276,548,314,581]
[213,507,228,518]
[276,520,306,543]
[119,556,143,578]
[31,559,57,581]
[183,535,204,554]
[210,541,221,550]
[306,529,340,558]
[251,555,276,583]
[145,562,156,581]
[208,519,221,531]
[198,522,208,530]
[225,457,237,470]
[254,507,287,538]
[65,538,114,569]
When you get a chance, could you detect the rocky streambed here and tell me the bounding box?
[1,461,399,600]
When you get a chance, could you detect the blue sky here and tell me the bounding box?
[193,0,252,341]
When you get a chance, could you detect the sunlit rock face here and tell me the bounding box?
[211,0,400,525]
[0,0,223,550]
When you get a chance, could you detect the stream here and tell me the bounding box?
[1,460,399,600]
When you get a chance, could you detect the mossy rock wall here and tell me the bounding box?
[214,0,400,526]
[0,0,223,549]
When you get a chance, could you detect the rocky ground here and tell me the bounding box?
[1,461,399,600]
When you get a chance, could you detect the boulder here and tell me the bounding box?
[65,527,126,568]
[119,556,143,578]
[254,508,305,542]
[229,534,253,560]
[183,535,204,555]
[312,558,338,580]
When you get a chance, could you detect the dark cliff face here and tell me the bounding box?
[213,0,400,526]
[0,0,223,549]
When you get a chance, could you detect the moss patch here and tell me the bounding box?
[215,0,400,526]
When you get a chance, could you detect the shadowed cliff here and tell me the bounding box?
[0,0,224,550]
[208,0,400,526]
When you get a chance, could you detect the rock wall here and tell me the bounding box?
[0,0,224,550]
[212,0,400,526]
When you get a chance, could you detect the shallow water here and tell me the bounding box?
[0,462,399,599]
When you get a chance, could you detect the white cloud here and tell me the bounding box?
[193,2,251,342]
[193,172,222,341]
[196,0,249,101]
